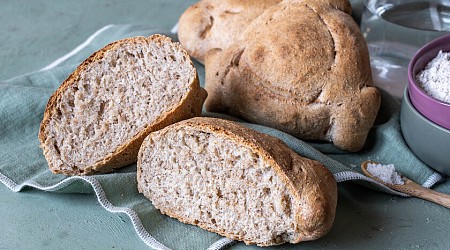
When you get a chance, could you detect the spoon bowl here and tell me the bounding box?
[361,160,450,209]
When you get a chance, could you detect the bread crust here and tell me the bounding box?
[178,0,282,63]
[137,117,337,246]
[203,0,380,152]
[39,35,207,175]
[177,0,352,64]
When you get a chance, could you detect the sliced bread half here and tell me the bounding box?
[39,34,207,175]
[137,117,337,246]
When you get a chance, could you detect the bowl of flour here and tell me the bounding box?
[408,33,450,130]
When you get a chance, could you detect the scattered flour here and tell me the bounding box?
[367,162,404,185]
[415,50,450,104]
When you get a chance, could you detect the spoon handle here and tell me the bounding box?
[394,180,450,209]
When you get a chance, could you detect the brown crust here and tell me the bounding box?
[39,35,207,175]
[177,0,282,63]
[177,0,351,64]
[137,117,337,246]
[203,0,380,152]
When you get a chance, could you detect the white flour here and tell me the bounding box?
[367,162,404,185]
[416,50,450,103]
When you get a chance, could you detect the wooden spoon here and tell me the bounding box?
[361,160,450,209]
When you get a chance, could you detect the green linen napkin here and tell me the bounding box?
[0,24,446,250]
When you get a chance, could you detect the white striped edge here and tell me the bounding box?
[40,24,116,71]
[0,171,170,250]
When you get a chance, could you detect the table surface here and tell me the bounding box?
[1,1,449,249]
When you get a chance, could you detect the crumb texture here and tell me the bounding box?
[42,36,197,174]
[138,125,299,245]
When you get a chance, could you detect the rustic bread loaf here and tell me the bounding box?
[137,117,337,246]
[177,0,281,63]
[204,0,380,152]
[39,35,207,175]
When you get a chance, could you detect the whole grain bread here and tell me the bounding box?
[137,117,337,246]
[177,0,281,63]
[203,0,380,152]
[39,34,207,175]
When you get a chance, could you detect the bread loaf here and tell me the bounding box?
[177,0,281,63]
[137,117,337,246]
[203,0,380,152]
[39,35,207,175]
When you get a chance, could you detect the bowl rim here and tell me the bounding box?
[407,33,450,107]
[404,87,450,134]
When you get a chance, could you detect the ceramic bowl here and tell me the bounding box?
[401,87,450,176]
[408,33,450,130]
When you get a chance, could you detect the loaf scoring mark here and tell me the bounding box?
[235,3,336,104]
[309,88,323,104]
[224,9,241,15]
[305,4,336,68]
[254,73,328,104]
[220,48,245,86]
[231,48,245,67]
[200,15,214,39]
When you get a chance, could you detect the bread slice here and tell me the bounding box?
[137,117,337,246]
[39,35,207,175]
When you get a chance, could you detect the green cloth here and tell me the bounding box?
[0,24,446,249]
